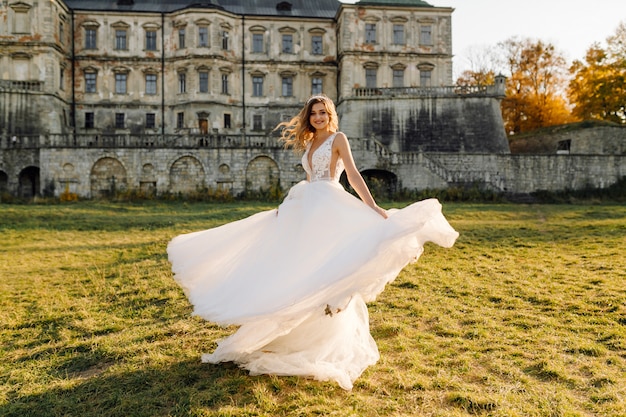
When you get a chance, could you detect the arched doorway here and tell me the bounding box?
[0,171,8,194]
[341,169,397,200]
[245,156,280,192]
[18,166,40,198]
[90,157,127,198]
[169,156,205,194]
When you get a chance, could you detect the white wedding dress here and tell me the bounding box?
[167,132,459,390]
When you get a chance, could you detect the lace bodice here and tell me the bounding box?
[302,132,345,182]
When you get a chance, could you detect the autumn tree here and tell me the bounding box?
[455,38,574,134]
[455,45,498,86]
[568,22,626,124]
[499,37,574,135]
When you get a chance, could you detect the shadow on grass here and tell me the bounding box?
[2,359,261,417]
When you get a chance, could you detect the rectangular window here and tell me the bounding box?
[420,70,432,86]
[393,24,405,45]
[312,77,323,95]
[365,23,376,44]
[221,31,229,50]
[59,22,64,44]
[198,27,208,47]
[311,35,323,55]
[115,30,127,50]
[420,25,432,45]
[252,76,263,97]
[146,31,157,50]
[178,28,186,48]
[224,113,231,129]
[282,77,293,97]
[177,112,184,129]
[115,113,125,129]
[199,71,209,93]
[252,33,264,53]
[146,74,157,95]
[85,28,97,49]
[115,73,127,94]
[365,68,377,88]
[393,69,404,88]
[85,112,94,129]
[282,34,293,53]
[59,66,65,90]
[146,113,155,128]
[85,73,97,93]
[253,114,262,131]
[178,73,186,93]
[221,74,229,94]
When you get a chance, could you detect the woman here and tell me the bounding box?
[167,94,458,390]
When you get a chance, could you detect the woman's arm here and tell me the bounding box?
[334,133,388,219]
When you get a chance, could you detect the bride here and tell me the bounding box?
[167,94,459,390]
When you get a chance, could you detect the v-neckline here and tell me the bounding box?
[307,133,335,173]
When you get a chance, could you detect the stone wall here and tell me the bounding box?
[2,141,624,198]
[338,94,510,154]
[35,146,307,198]
[509,123,626,155]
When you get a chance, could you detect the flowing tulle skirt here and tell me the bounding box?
[167,180,459,390]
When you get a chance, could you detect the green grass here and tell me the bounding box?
[1,201,625,416]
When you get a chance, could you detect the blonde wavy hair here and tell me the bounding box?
[274,94,339,152]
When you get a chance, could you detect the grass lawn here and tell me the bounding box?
[0,200,624,416]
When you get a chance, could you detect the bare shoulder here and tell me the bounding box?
[333,131,349,148]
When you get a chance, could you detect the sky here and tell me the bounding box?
[341,0,626,79]
[442,0,625,77]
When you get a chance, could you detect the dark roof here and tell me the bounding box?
[64,0,341,18]
[355,0,433,6]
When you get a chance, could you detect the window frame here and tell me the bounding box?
[85,28,97,49]
[199,71,209,93]
[145,30,157,51]
[178,28,186,49]
[85,112,95,129]
[178,72,186,94]
[252,76,264,97]
[393,24,405,45]
[85,72,97,93]
[198,26,209,47]
[281,76,293,97]
[311,77,323,95]
[145,73,157,95]
[311,35,323,55]
[115,73,127,94]
[420,25,432,46]
[115,29,127,50]
[115,112,125,129]
[252,33,264,53]
[221,73,229,94]
[365,23,377,44]
[282,34,293,54]
[146,113,156,129]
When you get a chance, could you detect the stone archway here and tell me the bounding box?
[245,156,280,191]
[90,157,127,198]
[169,155,205,194]
[18,166,40,198]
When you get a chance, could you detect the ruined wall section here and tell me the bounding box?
[338,95,510,154]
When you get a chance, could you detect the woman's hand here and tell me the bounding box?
[373,205,388,219]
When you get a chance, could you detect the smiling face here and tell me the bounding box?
[309,102,331,133]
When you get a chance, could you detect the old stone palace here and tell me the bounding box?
[0,0,623,198]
